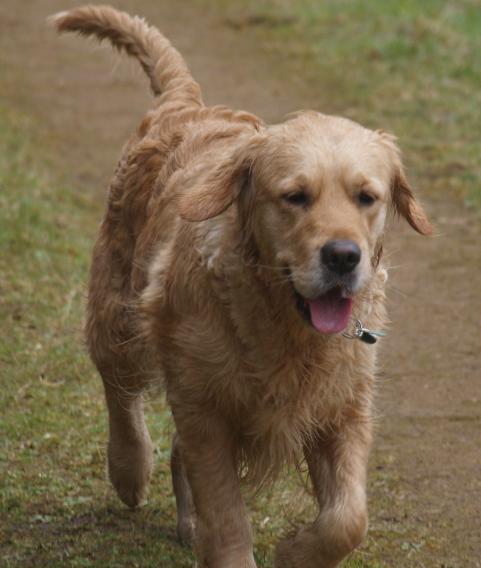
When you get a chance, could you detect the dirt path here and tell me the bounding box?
[2,1,480,566]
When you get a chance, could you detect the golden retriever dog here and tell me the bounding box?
[54,6,432,567]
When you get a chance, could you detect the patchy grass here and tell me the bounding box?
[215,0,481,212]
[0,107,194,567]
[3,1,474,565]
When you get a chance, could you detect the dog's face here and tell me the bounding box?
[179,112,432,333]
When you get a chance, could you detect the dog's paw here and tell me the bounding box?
[108,438,153,508]
[177,516,196,547]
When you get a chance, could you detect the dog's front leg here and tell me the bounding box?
[173,412,256,568]
[275,414,371,568]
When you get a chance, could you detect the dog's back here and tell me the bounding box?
[53,6,262,373]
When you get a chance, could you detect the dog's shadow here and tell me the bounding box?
[14,499,195,566]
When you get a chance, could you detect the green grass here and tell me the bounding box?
[0,107,194,567]
[215,0,481,211]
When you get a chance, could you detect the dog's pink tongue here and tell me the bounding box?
[308,289,353,334]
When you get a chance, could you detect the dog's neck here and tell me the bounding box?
[200,212,327,349]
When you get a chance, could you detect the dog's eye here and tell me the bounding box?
[358,191,376,206]
[282,191,309,207]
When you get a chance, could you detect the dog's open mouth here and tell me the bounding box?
[295,287,353,334]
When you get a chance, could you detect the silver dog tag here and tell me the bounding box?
[342,320,386,344]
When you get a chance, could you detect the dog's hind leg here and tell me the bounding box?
[102,378,153,508]
[171,432,196,546]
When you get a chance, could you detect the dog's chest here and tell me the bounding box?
[214,343,369,479]
[227,340,362,441]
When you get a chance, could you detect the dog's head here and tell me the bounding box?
[178,112,431,333]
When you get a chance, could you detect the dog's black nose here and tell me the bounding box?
[321,240,361,275]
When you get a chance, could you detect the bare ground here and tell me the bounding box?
[1,1,480,566]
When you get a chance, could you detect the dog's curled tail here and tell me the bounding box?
[51,4,202,105]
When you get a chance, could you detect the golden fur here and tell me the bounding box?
[54,6,432,567]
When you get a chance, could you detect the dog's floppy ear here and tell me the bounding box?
[391,164,433,236]
[378,131,432,236]
[177,134,265,222]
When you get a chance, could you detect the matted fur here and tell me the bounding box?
[55,6,431,567]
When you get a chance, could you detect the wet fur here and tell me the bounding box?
[54,6,431,567]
